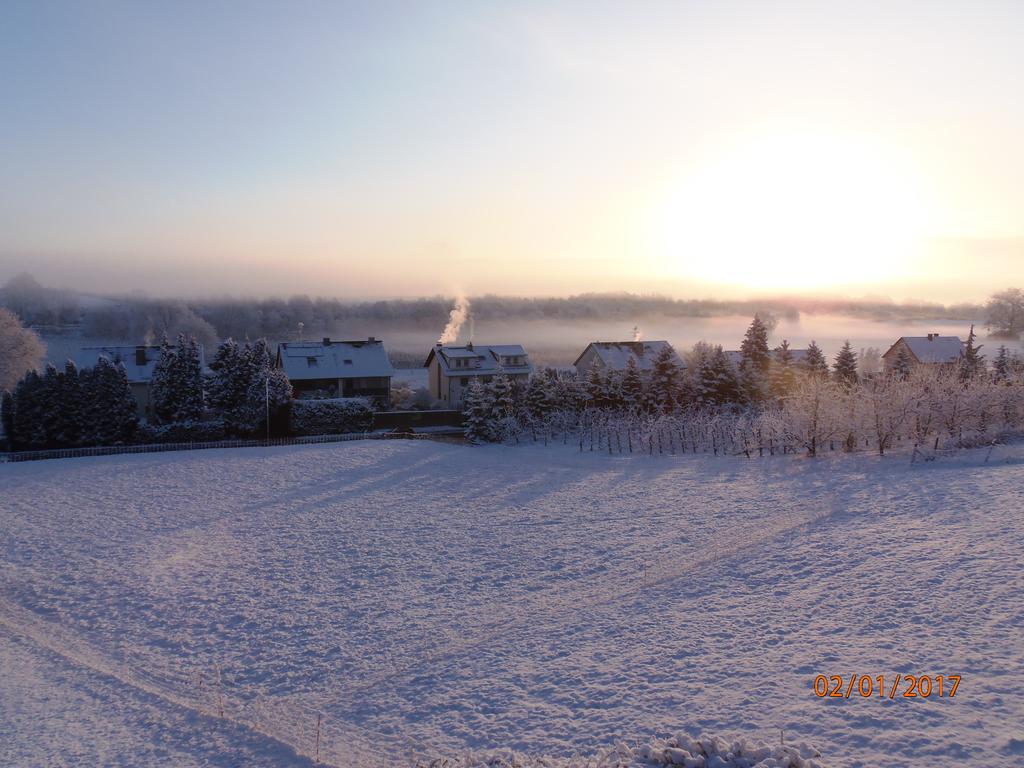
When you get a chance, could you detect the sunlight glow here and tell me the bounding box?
[651,132,933,292]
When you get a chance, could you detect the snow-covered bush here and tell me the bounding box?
[432,731,825,767]
[473,362,1024,459]
[289,397,373,436]
[134,419,226,444]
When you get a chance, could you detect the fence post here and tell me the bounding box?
[216,664,224,718]
[315,711,322,763]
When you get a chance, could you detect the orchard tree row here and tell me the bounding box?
[463,318,1024,455]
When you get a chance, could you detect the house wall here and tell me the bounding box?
[292,378,344,398]
[341,376,391,406]
[447,372,529,409]
[573,346,602,378]
[427,357,445,403]
[129,382,150,420]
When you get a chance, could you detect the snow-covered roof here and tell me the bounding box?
[277,338,394,381]
[426,343,533,376]
[888,335,964,364]
[574,341,685,371]
[75,345,180,383]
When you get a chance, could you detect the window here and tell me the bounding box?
[460,377,468,386]
[344,359,353,365]
[307,357,318,367]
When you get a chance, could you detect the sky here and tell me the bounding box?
[1,0,1023,302]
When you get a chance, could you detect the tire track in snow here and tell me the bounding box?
[317,487,842,711]
[0,597,415,768]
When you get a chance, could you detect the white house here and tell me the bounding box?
[882,334,964,372]
[572,340,684,378]
[424,342,532,408]
[276,337,394,405]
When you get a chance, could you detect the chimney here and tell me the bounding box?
[368,336,376,342]
[322,337,331,345]
[466,341,474,351]
[927,333,935,341]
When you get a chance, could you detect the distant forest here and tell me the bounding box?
[0,272,986,348]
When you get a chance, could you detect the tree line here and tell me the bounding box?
[8,273,1024,347]
[2,335,292,451]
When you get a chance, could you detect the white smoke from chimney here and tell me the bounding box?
[633,325,643,342]
[439,294,471,344]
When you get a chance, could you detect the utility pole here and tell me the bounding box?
[265,375,270,442]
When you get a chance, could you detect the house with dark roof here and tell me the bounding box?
[572,340,684,379]
[882,333,964,372]
[424,342,532,408]
[275,337,394,406]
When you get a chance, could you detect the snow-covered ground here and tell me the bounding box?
[2,440,1023,766]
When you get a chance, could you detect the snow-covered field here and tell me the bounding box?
[2,440,1023,767]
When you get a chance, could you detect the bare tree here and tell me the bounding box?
[985,288,1024,339]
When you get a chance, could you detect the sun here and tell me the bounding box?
[650,131,932,292]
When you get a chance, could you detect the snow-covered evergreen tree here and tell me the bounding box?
[149,334,204,424]
[604,369,624,410]
[769,340,796,401]
[149,335,176,424]
[489,371,514,419]
[240,339,292,437]
[524,373,554,419]
[993,345,1011,383]
[960,324,985,382]
[84,357,137,445]
[833,341,858,386]
[463,377,495,443]
[11,369,45,449]
[0,390,14,448]
[710,345,741,405]
[620,356,644,412]
[59,361,83,447]
[585,360,609,410]
[176,334,205,421]
[688,343,740,407]
[648,345,680,412]
[207,339,253,433]
[892,346,913,380]
[738,316,771,404]
[40,364,64,447]
[803,340,830,377]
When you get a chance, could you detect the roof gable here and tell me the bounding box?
[890,336,964,364]
[75,345,203,383]
[429,343,532,376]
[575,340,685,371]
